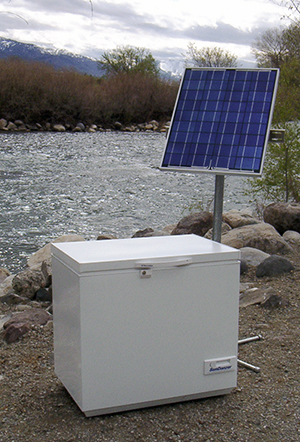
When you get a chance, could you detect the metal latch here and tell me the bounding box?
[139,268,152,278]
[269,129,285,143]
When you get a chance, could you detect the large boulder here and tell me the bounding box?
[221,223,293,254]
[0,268,10,284]
[0,274,15,297]
[282,230,300,249]
[171,212,213,237]
[256,255,295,277]
[264,202,300,235]
[132,228,170,238]
[3,308,51,343]
[204,222,232,240]
[27,234,85,268]
[12,268,47,299]
[240,247,270,267]
[223,209,259,229]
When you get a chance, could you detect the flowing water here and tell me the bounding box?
[0,131,252,272]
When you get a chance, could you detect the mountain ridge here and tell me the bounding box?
[0,38,177,79]
[0,37,103,77]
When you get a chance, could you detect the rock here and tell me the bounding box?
[0,118,7,129]
[256,255,295,277]
[76,122,85,131]
[240,260,248,275]
[204,222,231,240]
[14,119,24,126]
[53,124,66,132]
[72,126,83,132]
[261,294,287,309]
[132,228,170,238]
[282,230,300,248]
[3,322,30,343]
[144,123,155,130]
[17,124,28,132]
[0,292,29,306]
[0,313,12,331]
[132,228,154,237]
[6,121,16,130]
[124,125,136,132]
[43,319,53,332]
[264,202,300,234]
[3,308,51,343]
[40,259,52,286]
[0,274,15,297]
[26,123,37,131]
[27,234,85,268]
[239,286,276,308]
[171,212,213,237]
[240,247,270,267]
[0,268,10,284]
[221,223,293,254]
[162,225,177,234]
[12,268,46,299]
[223,209,260,229]
[114,121,123,130]
[35,287,52,303]
[97,234,117,240]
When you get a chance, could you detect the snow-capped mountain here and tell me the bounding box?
[0,38,103,77]
[0,38,179,80]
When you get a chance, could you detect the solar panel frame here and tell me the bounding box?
[160,67,279,177]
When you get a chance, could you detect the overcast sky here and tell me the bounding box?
[0,0,287,72]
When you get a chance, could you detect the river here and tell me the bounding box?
[0,131,253,272]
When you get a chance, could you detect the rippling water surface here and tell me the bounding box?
[0,132,251,272]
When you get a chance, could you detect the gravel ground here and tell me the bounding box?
[0,252,299,442]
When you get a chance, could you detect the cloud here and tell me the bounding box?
[12,0,92,16]
[0,0,282,72]
[182,22,268,46]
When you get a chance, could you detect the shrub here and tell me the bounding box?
[0,58,179,126]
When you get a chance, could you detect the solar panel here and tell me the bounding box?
[160,68,279,176]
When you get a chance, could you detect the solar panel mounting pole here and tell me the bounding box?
[212,174,225,243]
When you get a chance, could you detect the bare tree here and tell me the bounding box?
[252,22,300,67]
[184,43,238,68]
[272,0,300,21]
[251,27,289,67]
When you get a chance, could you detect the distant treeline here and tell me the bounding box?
[0,58,179,127]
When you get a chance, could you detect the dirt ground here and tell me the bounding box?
[0,251,299,442]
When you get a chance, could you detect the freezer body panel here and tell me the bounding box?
[52,257,83,407]
[52,235,240,416]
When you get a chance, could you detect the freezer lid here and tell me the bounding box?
[51,234,240,273]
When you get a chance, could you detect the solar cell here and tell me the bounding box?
[160,68,279,176]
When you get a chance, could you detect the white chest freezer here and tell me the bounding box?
[51,234,240,417]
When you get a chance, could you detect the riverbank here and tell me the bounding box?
[1,206,300,440]
[0,246,299,441]
[0,118,170,133]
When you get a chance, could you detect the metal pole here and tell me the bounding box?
[238,335,262,373]
[237,359,261,373]
[238,335,262,345]
[212,174,225,243]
